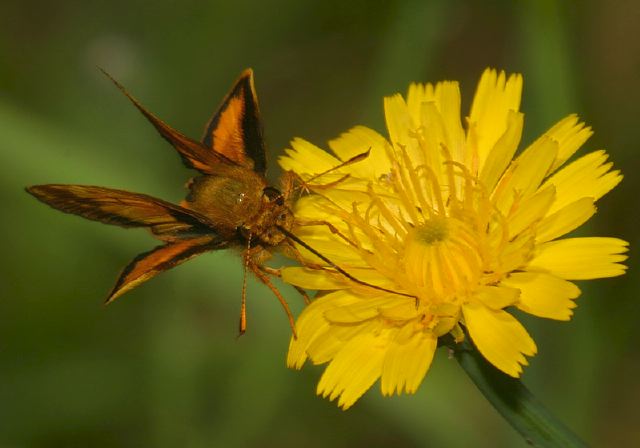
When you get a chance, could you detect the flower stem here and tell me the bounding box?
[451,338,588,447]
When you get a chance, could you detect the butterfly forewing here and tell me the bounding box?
[26,184,217,241]
[202,69,267,174]
[100,69,236,175]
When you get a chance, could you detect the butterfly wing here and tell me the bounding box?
[201,69,267,174]
[106,236,224,303]
[27,184,231,301]
[100,69,236,175]
[26,184,221,242]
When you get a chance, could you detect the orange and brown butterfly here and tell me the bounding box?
[26,69,299,335]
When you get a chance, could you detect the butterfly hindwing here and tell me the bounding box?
[106,236,225,303]
[26,184,217,241]
[201,69,267,174]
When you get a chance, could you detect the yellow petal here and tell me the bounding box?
[384,94,412,147]
[406,82,435,125]
[323,297,392,324]
[281,267,346,290]
[306,313,383,368]
[328,126,392,179]
[317,332,386,410]
[498,231,536,274]
[378,301,422,321]
[508,185,556,238]
[502,272,580,320]
[469,69,523,171]
[535,197,596,243]
[293,195,345,222]
[418,101,447,185]
[479,110,524,192]
[292,234,364,266]
[295,188,371,219]
[279,138,341,176]
[282,260,396,293]
[433,81,466,163]
[386,108,425,169]
[494,135,558,214]
[473,285,520,310]
[287,291,358,369]
[513,135,558,194]
[381,331,437,395]
[408,81,465,164]
[529,237,629,279]
[306,330,345,365]
[542,114,593,172]
[542,150,622,214]
[462,303,537,377]
[306,319,383,366]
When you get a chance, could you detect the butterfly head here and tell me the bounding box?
[253,186,294,246]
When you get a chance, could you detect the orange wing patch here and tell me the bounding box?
[212,95,250,167]
[202,69,267,173]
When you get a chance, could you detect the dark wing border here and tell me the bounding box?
[201,69,267,174]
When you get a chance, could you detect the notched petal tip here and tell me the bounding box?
[463,303,537,377]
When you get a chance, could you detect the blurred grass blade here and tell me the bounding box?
[517,1,576,122]
[453,339,587,447]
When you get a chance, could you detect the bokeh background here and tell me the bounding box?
[2,0,638,446]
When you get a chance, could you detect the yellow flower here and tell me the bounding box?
[279,68,628,410]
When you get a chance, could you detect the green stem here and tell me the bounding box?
[451,339,588,447]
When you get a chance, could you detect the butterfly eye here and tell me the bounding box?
[263,186,279,199]
[263,186,284,205]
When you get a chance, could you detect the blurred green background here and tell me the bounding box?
[2,0,638,446]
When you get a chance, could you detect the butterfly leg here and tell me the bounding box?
[281,241,325,272]
[280,170,300,198]
[256,264,312,305]
[293,286,312,304]
[258,265,281,277]
[247,255,298,339]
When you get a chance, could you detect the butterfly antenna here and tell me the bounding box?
[294,148,371,193]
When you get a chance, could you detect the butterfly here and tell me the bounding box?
[26,69,298,335]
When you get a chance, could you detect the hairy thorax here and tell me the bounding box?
[184,172,293,246]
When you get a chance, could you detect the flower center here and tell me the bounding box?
[414,217,448,244]
[403,215,482,306]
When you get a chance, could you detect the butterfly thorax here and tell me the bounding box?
[184,172,293,246]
